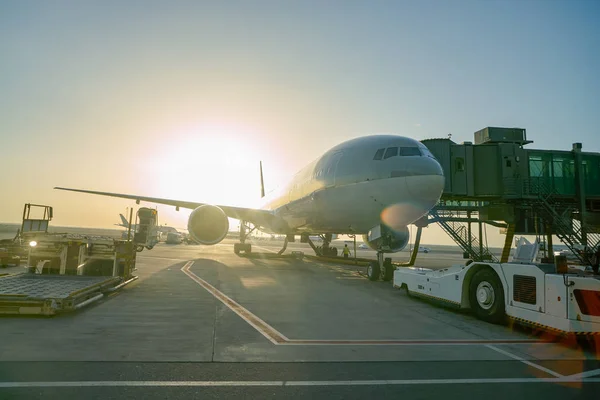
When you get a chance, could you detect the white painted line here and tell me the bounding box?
[181,261,289,344]
[485,345,563,378]
[1,378,599,388]
[564,369,600,379]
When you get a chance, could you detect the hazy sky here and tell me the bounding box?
[1,0,599,246]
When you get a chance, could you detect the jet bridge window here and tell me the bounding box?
[373,148,385,160]
[383,147,398,159]
[400,147,421,156]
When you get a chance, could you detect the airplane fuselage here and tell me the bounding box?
[259,135,444,234]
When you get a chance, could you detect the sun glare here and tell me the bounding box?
[151,123,264,208]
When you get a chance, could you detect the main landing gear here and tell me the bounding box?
[234,221,254,255]
[366,251,394,282]
[303,233,338,257]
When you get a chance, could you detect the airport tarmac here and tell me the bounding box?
[0,240,598,399]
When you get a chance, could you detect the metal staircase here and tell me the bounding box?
[429,208,498,262]
[529,179,600,264]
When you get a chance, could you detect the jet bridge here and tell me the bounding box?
[421,127,600,265]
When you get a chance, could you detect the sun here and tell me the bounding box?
[152,123,264,208]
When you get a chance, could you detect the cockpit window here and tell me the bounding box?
[383,147,398,159]
[373,148,385,160]
[400,147,421,156]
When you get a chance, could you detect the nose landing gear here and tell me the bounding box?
[367,252,394,281]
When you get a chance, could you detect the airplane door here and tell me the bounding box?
[327,152,343,186]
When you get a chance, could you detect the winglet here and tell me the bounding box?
[260,161,265,198]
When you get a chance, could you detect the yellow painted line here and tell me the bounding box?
[181,261,288,344]
[181,260,547,346]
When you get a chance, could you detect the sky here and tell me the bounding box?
[0,0,599,246]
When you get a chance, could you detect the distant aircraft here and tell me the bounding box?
[56,135,444,272]
[115,213,178,234]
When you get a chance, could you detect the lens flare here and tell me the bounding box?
[380,202,425,231]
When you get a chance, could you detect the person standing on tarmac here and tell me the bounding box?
[343,244,351,259]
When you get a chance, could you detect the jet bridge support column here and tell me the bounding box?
[398,226,422,267]
[546,224,554,261]
[500,224,515,263]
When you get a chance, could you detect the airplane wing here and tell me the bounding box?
[54,187,279,229]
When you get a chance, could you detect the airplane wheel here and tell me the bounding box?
[234,243,241,254]
[245,244,252,254]
[367,261,380,281]
[382,258,394,281]
[329,247,338,257]
[469,268,505,324]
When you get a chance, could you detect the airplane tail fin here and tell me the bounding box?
[260,161,265,198]
[119,214,129,226]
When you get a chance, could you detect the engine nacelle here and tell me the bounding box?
[362,225,410,253]
[187,205,229,245]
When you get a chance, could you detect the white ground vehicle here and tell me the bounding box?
[394,239,600,334]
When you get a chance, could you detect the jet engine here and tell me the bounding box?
[362,225,410,253]
[187,205,229,245]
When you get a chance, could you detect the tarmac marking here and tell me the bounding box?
[485,345,564,378]
[137,256,191,261]
[182,260,548,346]
[278,339,549,345]
[564,369,600,379]
[1,378,599,388]
[254,246,278,254]
[181,261,288,344]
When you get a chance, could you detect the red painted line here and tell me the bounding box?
[283,339,550,345]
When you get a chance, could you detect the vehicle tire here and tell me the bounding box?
[367,261,380,281]
[382,259,394,281]
[469,268,506,324]
[146,245,154,250]
[234,243,241,254]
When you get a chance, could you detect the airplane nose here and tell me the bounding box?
[405,157,445,203]
[408,173,445,202]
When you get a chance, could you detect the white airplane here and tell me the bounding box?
[56,135,444,280]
